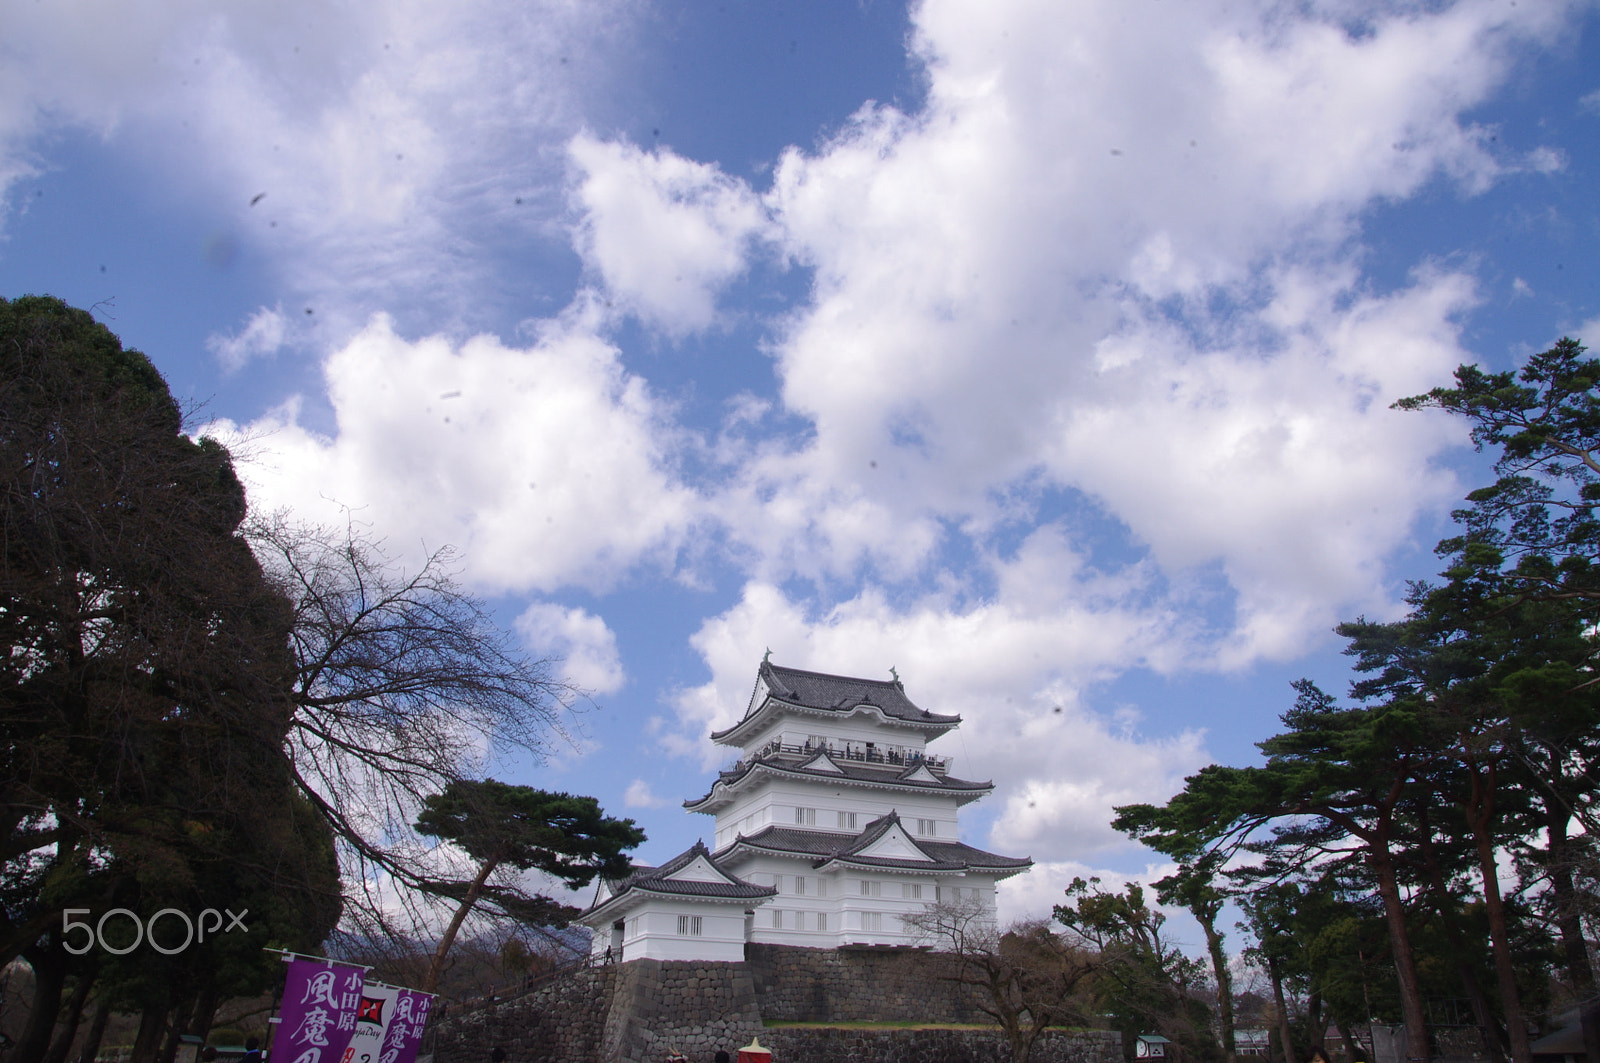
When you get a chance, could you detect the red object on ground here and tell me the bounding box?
[737,1037,772,1063]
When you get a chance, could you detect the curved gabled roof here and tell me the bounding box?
[714,814,1032,879]
[683,755,994,813]
[711,662,960,744]
[578,841,776,925]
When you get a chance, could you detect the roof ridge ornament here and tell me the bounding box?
[890,665,899,685]
[763,647,772,664]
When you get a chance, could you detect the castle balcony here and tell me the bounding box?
[740,738,949,775]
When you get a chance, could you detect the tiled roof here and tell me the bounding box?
[720,819,1032,873]
[585,841,775,917]
[684,756,994,809]
[712,662,959,740]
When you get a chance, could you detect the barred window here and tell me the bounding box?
[677,915,702,936]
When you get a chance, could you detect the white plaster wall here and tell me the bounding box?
[711,775,961,848]
[618,900,750,963]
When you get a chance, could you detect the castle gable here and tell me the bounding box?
[663,853,736,884]
[853,820,930,862]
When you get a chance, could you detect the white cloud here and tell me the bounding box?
[998,858,1179,926]
[623,779,671,810]
[569,134,770,336]
[207,305,288,371]
[207,306,698,594]
[672,573,1210,864]
[0,0,636,324]
[515,602,626,695]
[688,0,1573,660]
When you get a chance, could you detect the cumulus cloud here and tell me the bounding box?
[515,601,626,695]
[0,0,636,325]
[690,0,1574,659]
[623,779,672,810]
[569,135,770,336]
[672,572,1210,864]
[207,305,289,371]
[998,858,1180,925]
[207,307,698,593]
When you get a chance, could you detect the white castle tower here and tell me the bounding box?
[579,660,1031,962]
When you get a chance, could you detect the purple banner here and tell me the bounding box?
[273,959,367,1063]
[379,989,434,1063]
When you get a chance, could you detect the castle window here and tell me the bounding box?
[816,912,827,931]
[677,915,702,936]
[859,880,881,897]
[837,811,857,830]
[902,883,922,899]
[794,876,807,896]
[861,912,882,931]
[916,818,937,836]
[771,909,784,929]
[794,806,816,826]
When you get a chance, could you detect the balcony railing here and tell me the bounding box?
[737,738,948,775]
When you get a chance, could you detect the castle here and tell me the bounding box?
[578,660,1032,961]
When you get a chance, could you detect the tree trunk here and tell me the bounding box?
[1368,844,1431,1063]
[1199,911,1237,1063]
[43,969,98,1063]
[187,984,221,1047]
[1545,808,1600,1063]
[1308,990,1324,1052]
[422,854,501,993]
[128,1006,169,1063]
[1270,954,1298,1063]
[1462,763,1532,1063]
[13,947,69,1063]
[157,994,196,1063]
[1335,1017,1364,1063]
[1415,818,1508,1063]
[75,998,113,1063]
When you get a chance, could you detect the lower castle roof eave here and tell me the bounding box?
[683,763,994,813]
[811,856,1035,879]
[578,883,775,927]
[709,698,960,745]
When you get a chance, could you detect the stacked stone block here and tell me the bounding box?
[744,944,987,1023]
[434,964,612,1063]
[760,1027,1122,1063]
[599,959,764,1063]
[430,946,1117,1063]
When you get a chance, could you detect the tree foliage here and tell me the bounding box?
[0,296,342,1063]
[413,781,643,992]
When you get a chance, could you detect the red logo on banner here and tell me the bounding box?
[357,998,385,1024]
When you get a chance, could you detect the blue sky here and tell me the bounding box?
[4,0,1600,929]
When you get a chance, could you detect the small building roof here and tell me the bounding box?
[578,841,776,925]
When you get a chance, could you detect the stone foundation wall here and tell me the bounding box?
[432,965,613,1063]
[744,945,987,1024]
[430,947,1117,1063]
[598,959,764,1063]
[760,1027,1122,1063]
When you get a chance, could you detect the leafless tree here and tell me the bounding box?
[903,901,1100,1063]
[241,516,582,929]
